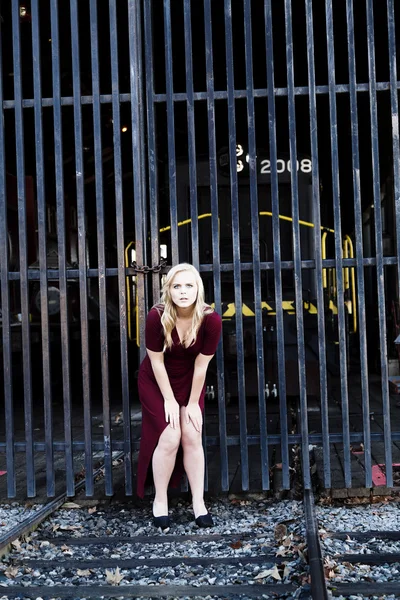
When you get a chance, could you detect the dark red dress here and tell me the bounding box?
[136,307,222,498]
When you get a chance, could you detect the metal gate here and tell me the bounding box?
[0,0,399,498]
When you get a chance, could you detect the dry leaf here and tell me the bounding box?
[88,506,97,514]
[106,566,125,585]
[274,523,288,542]
[254,565,281,581]
[230,540,243,550]
[62,502,81,509]
[61,544,71,552]
[77,569,92,577]
[4,567,19,579]
[52,524,60,532]
[11,539,22,551]
[59,524,82,531]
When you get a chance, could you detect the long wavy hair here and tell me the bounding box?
[156,263,213,350]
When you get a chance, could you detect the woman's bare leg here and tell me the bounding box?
[180,407,207,518]
[152,425,181,516]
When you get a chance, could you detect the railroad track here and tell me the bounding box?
[320,525,400,597]
[2,485,398,599]
[0,493,312,599]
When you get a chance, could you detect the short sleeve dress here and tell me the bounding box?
[136,306,222,498]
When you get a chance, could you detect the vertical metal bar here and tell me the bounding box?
[183,0,207,489]
[109,0,132,495]
[264,0,290,489]
[243,0,269,490]
[31,0,54,497]
[284,0,310,487]
[387,2,400,377]
[224,0,249,490]
[0,13,15,498]
[346,0,372,488]
[128,0,147,363]
[366,0,393,486]
[164,0,179,266]
[203,0,228,492]
[89,0,113,496]
[305,0,331,489]
[183,0,199,272]
[11,0,35,497]
[136,3,148,280]
[50,0,74,497]
[143,0,161,303]
[325,0,352,488]
[70,0,93,495]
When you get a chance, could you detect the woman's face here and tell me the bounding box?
[170,270,198,310]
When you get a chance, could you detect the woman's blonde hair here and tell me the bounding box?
[157,263,213,350]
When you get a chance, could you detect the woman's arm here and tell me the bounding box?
[185,353,214,431]
[147,348,180,429]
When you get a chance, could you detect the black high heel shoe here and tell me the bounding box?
[153,514,170,531]
[195,513,214,528]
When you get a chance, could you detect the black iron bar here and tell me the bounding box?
[264,0,290,489]
[224,0,249,491]
[164,0,179,266]
[0,10,15,498]
[144,1,161,303]
[70,0,93,496]
[183,0,199,272]
[50,0,74,497]
[2,428,400,454]
[5,80,400,111]
[89,0,113,496]
[284,0,310,487]
[31,0,55,497]
[3,255,399,283]
[243,0,269,490]
[387,0,400,334]
[325,0,352,488]
[366,0,393,487]
[128,0,147,364]
[203,0,229,492]
[305,0,331,490]
[11,0,35,497]
[346,0,372,488]
[109,0,132,496]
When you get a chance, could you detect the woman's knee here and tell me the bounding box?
[157,426,181,454]
[181,426,202,450]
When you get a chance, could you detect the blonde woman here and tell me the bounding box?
[136,263,222,530]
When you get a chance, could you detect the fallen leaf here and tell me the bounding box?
[77,569,92,577]
[88,506,97,514]
[274,523,288,542]
[52,524,60,532]
[11,540,22,551]
[4,567,19,579]
[254,565,281,581]
[230,540,243,550]
[62,502,82,509]
[106,566,125,585]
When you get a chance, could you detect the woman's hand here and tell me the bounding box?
[184,403,203,432]
[164,398,180,429]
